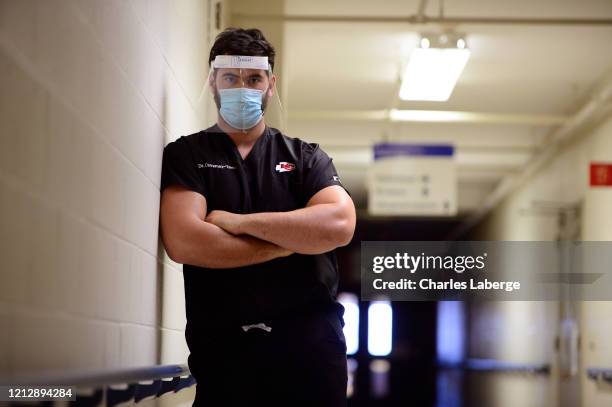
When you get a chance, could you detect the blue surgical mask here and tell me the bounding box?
[218,87,264,130]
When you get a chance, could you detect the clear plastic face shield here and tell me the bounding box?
[204,55,284,132]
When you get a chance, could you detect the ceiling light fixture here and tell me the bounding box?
[399,32,471,102]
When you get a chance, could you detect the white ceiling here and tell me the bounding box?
[232,0,612,216]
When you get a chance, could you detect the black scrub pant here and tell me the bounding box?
[189,307,348,407]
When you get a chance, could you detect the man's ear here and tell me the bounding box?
[268,74,277,97]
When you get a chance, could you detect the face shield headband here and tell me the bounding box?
[210,55,272,73]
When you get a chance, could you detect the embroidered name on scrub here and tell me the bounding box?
[197,162,237,170]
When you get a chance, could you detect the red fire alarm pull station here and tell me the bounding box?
[590,163,612,187]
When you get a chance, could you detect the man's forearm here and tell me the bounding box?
[238,204,354,255]
[175,220,291,269]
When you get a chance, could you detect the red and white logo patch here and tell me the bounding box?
[275,162,295,173]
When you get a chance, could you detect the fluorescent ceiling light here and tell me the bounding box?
[390,109,468,122]
[399,34,471,102]
[389,109,568,125]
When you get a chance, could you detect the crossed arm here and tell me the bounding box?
[160,185,356,268]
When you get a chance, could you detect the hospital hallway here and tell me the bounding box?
[338,218,556,407]
[2,0,612,406]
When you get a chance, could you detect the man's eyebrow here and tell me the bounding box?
[222,72,240,77]
[247,73,264,78]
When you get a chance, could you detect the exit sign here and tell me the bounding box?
[590,163,612,187]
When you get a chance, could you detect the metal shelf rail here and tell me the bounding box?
[439,358,550,374]
[587,367,612,383]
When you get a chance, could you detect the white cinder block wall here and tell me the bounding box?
[0,0,224,380]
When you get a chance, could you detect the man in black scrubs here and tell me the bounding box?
[159,28,356,406]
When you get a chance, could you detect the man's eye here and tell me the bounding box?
[249,78,261,84]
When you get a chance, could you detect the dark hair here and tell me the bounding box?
[209,28,276,72]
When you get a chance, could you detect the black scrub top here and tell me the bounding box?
[160,124,348,343]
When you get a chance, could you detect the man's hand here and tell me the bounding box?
[206,210,244,235]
